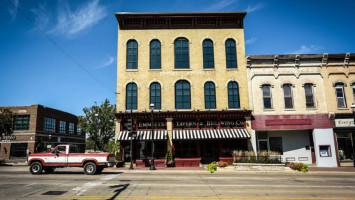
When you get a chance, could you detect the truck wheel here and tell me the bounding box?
[44,167,55,174]
[30,162,43,175]
[84,162,97,175]
[95,166,104,174]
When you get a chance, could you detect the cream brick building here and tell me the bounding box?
[247,54,338,167]
[321,53,355,166]
[114,12,252,167]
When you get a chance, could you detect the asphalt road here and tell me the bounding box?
[0,166,355,200]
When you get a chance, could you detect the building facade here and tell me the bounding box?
[115,12,252,166]
[0,105,85,161]
[247,54,338,167]
[322,53,355,166]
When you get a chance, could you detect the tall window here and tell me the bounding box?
[204,82,216,109]
[126,40,138,69]
[262,85,272,109]
[283,84,294,109]
[69,123,75,134]
[44,117,56,132]
[14,115,30,131]
[174,38,189,69]
[225,39,237,69]
[150,82,161,109]
[228,81,240,108]
[203,39,214,69]
[335,83,346,108]
[59,121,66,134]
[304,84,315,108]
[175,80,191,109]
[353,84,355,103]
[150,40,161,69]
[126,83,138,110]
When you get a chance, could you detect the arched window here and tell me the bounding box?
[225,39,237,69]
[304,84,315,108]
[262,85,272,109]
[174,38,189,69]
[126,40,138,69]
[175,80,191,109]
[150,82,161,109]
[283,84,294,109]
[335,83,346,108]
[126,83,137,110]
[203,39,214,69]
[204,82,216,109]
[227,81,240,108]
[150,40,161,69]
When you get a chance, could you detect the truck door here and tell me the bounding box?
[48,146,67,166]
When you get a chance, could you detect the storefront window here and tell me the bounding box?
[175,141,197,158]
[10,143,28,158]
[319,145,331,157]
[337,132,354,160]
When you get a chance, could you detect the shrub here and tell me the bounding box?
[286,162,308,173]
[206,162,217,173]
[165,151,173,163]
[0,159,5,166]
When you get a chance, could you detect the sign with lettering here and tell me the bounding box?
[199,120,218,128]
[220,120,245,128]
[174,121,197,129]
[137,121,166,129]
[0,134,16,141]
[335,118,355,127]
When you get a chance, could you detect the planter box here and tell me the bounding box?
[233,163,286,171]
[175,158,201,167]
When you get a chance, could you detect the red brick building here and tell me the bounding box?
[0,105,85,161]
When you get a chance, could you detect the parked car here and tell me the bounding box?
[27,145,115,175]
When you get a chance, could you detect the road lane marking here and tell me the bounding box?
[72,174,120,196]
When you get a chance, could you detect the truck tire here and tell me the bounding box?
[30,162,43,175]
[44,167,55,174]
[84,162,97,175]
[95,166,104,174]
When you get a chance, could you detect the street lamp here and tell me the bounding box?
[150,103,156,170]
[351,104,355,168]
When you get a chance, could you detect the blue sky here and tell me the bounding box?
[1,0,354,116]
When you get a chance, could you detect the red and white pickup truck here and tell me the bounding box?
[27,145,115,175]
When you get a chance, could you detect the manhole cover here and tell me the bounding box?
[42,191,67,195]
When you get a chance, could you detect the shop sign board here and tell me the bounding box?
[335,118,355,127]
[0,134,16,142]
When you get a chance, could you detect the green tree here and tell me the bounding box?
[0,108,14,139]
[78,99,116,151]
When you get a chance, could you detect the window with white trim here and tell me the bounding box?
[304,84,315,108]
[335,83,346,108]
[283,84,294,109]
[262,85,272,109]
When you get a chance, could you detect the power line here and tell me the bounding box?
[7,0,116,94]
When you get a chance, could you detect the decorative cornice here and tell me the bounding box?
[115,12,246,30]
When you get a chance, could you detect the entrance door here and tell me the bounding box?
[200,140,219,164]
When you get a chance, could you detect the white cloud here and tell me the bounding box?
[97,56,115,69]
[204,0,237,11]
[246,3,264,13]
[8,0,19,20]
[50,0,107,38]
[287,45,323,54]
[245,37,256,44]
[30,3,49,30]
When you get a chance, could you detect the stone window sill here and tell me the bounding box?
[173,69,192,71]
[126,69,138,72]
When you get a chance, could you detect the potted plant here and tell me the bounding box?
[165,150,175,167]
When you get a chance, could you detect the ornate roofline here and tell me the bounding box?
[115,11,247,30]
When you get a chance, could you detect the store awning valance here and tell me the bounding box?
[118,130,168,141]
[172,129,250,140]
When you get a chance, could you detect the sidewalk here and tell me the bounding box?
[308,166,355,173]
